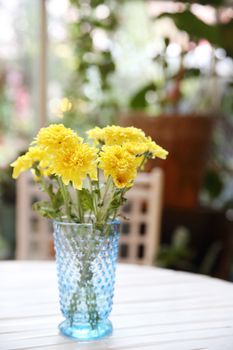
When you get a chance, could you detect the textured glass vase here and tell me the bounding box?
[53,220,120,341]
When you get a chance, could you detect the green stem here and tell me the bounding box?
[138,155,147,172]
[40,177,51,198]
[57,177,72,221]
[40,177,62,221]
[101,176,111,205]
[112,188,128,221]
[76,189,84,222]
[101,183,117,224]
[96,176,112,223]
[87,175,96,219]
[68,244,100,328]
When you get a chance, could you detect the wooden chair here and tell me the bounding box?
[16,172,53,260]
[16,168,164,264]
[119,168,163,265]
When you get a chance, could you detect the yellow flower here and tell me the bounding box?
[122,142,148,167]
[86,127,104,145]
[99,145,138,188]
[87,125,168,160]
[35,124,82,151]
[123,138,168,160]
[11,154,33,179]
[11,146,49,179]
[146,138,168,159]
[52,142,98,189]
[87,125,146,146]
[123,142,148,156]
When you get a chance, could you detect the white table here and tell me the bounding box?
[0,262,233,350]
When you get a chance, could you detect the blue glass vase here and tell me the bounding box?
[53,220,120,341]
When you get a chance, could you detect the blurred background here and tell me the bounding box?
[0,0,233,280]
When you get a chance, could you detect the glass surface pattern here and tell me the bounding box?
[53,220,120,340]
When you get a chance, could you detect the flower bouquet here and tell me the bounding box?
[11,124,168,341]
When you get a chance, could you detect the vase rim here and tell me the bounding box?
[53,218,120,226]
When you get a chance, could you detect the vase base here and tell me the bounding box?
[59,319,113,341]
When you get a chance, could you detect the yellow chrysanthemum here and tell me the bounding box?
[52,142,98,189]
[86,127,104,145]
[123,142,148,156]
[146,137,168,159]
[11,154,33,179]
[88,125,168,159]
[35,124,82,151]
[123,139,168,159]
[11,146,50,179]
[87,125,146,146]
[99,145,138,188]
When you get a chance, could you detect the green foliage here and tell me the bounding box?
[156,228,193,270]
[218,19,233,58]
[174,0,225,6]
[62,0,123,129]
[130,83,157,110]
[158,10,220,45]
[183,68,201,78]
[156,227,225,276]
[51,189,64,210]
[109,189,127,212]
[78,188,94,212]
[64,1,233,127]
[31,172,130,226]
[203,169,224,199]
[158,10,233,58]
[0,69,13,133]
[126,2,233,116]
[32,184,64,220]
[32,201,59,219]
[0,166,15,204]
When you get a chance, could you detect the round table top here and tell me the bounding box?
[0,261,233,350]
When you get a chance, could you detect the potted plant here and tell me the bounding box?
[11,123,167,340]
[120,1,233,208]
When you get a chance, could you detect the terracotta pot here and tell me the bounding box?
[119,113,215,209]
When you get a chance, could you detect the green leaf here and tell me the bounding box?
[34,166,41,178]
[90,0,106,7]
[52,189,64,209]
[158,10,220,46]
[92,16,118,31]
[93,188,101,199]
[218,19,233,58]
[176,0,223,5]
[184,68,200,78]
[130,83,156,110]
[32,201,59,219]
[203,170,223,199]
[78,188,94,212]
[98,60,115,82]
[109,191,126,212]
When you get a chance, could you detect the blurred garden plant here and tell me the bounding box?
[130,0,233,115]
[62,0,123,130]
[11,124,167,227]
